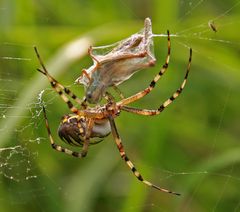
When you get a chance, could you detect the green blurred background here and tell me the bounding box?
[0,0,240,211]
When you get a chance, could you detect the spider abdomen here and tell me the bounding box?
[58,114,111,146]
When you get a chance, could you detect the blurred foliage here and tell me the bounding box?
[0,0,240,212]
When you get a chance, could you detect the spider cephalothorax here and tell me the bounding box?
[35,23,192,196]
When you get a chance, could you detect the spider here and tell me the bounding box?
[34,32,192,196]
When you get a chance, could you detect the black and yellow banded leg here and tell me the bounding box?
[39,72,81,115]
[42,106,92,158]
[34,47,86,110]
[121,48,192,116]
[117,30,171,106]
[108,115,180,195]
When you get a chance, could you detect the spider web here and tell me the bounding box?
[0,0,240,211]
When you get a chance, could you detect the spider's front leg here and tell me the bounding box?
[117,30,171,106]
[34,46,87,113]
[121,48,192,116]
[108,115,180,195]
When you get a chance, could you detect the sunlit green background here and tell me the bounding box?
[0,0,240,211]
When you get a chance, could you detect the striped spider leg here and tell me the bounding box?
[34,47,103,158]
[98,29,171,104]
[34,46,88,111]
[104,27,170,102]
[116,30,171,106]
[120,48,192,114]
[108,115,180,195]
[108,49,192,196]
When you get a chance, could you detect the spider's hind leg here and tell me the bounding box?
[108,115,180,195]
